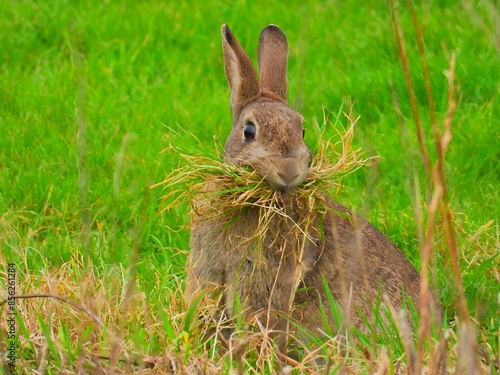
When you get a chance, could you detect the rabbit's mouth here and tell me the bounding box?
[264,162,308,194]
[266,175,303,193]
[229,154,309,194]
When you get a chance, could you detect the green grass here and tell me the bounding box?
[1,0,499,373]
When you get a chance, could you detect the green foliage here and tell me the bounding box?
[0,0,498,373]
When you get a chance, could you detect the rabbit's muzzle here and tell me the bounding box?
[266,157,305,193]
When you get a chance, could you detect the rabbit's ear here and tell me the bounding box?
[258,25,288,102]
[222,24,260,116]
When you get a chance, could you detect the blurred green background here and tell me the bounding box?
[0,1,498,366]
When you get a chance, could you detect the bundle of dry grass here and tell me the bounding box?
[155,110,372,233]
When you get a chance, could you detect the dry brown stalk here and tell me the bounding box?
[390,0,432,178]
[392,1,483,373]
[391,1,435,371]
[437,55,481,374]
[407,0,437,130]
[435,55,465,316]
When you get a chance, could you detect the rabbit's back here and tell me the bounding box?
[294,199,421,332]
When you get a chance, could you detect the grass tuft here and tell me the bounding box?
[155,106,372,228]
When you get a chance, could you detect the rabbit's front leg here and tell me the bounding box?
[224,244,300,352]
[186,219,228,303]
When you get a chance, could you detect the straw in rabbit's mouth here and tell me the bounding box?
[154,110,374,227]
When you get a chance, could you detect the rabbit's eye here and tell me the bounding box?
[302,128,305,139]
[244,122,256,141]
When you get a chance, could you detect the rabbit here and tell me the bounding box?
[187,24,427,352]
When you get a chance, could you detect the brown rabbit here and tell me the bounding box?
[187,24,423,351]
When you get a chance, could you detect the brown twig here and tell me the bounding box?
[390,0,432,178]
[0,293,105,327]
[435,54,469,320]
[392,2,434,372]
[407,0,436,130]
[389,2,480,373]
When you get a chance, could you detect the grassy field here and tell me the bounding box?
[1,0,499,373]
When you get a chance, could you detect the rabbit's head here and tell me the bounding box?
[222,24,311,193]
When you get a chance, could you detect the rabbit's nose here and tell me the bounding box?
[279,161,300,184]
[275,160,302,191]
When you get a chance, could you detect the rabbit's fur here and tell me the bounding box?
[187,24,423,350]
